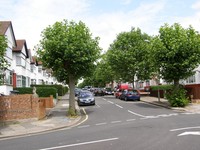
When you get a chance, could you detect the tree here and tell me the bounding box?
[93,54,116,88]
[151,23,200,87]
[37,20,101,116]
[0,34,8,84]
[107,28,152,88]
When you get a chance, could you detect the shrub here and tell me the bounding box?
[30,84,68,96]
[150,84,173,91]
[165,85,189,107]
[14,87,57,98]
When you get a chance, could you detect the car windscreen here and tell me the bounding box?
[79,92,93,98]
[128,91,139,95]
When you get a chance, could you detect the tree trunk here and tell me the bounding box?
[174,79,179,89]
[132,76,135,89]
[68,74,76,116]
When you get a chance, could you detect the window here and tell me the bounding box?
[186,75,196,84]
[17,75,26,87]
[16,56,26,67]
[31,65,36,73]
[38,66,42,73]
[31,79,36,85]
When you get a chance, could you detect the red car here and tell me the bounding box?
[115,89,122,98]
[115,84,129,98]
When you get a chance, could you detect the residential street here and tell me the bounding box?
[1,95,200,150]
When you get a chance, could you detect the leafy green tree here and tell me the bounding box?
[94,54,116,88]
[151,23,200,87]
[107,28,152,88]
[37,20,101,116]
[0,34,8,84]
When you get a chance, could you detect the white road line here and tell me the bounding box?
[96,122,107,126]
[39,137,119,150]
[74,108,88,127]
[145,116,159,119]
[108,101,114,104]
[111,120,122,123]
[115,104,123,108]
[77,125,90,128]
[126,119,136,122]
[181,112,196,115]
[170,126,200,132]
[102,98,107,101]
[96,104,101,108]
[128,110,146,118]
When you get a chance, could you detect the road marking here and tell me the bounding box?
[96,122,107,126]
[126,119,136,122]
[75,108,88,127]
[38,137,119,150]
[77,125,90,128]
[108,101,114,104]
[170,126,200,132]
[145,116,159,119]
[128,110,146,118]
[115,104,123,108]
[111,120,122,123]
[96,104,101,108]
[178,131,200,136]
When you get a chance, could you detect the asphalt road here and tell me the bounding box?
[1,95,200,150]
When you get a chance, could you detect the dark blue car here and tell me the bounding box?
[119,90,140,101]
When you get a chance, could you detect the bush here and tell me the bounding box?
[14,87,57,98]
[30,84,68,96]
[150,84,173,91]
[165,85,189,107]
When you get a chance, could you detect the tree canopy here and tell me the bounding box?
[107,28,152,88]
[37,20,101,115]
[0,34,8,84]
[151,23,200,86]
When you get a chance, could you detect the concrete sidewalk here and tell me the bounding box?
[140,96,200,113]
[1,94,200,139]
[0,94,82,139]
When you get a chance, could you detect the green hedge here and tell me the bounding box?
[150,84,173,91]
[14,87,57,98]
[30,84,68,96]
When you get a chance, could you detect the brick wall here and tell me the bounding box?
[0,94,50,121]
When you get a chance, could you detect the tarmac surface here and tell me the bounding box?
[0,94,200,139]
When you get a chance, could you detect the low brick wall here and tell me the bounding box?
[0,94,53,121]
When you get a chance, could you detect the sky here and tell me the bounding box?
[1,0,200,54]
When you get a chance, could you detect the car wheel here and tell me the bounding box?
[125,97,127,101]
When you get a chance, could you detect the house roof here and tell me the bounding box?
[13,39,30,58]
[0,21,17,47]
[31,56,43,66]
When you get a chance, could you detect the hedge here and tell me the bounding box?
[14,87,57,98]
[30,84,68,96]
[150,84,173,91]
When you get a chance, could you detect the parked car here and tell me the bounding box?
[77,91,95,106]
[115,84,129,98]
[105,88,114,95]
[94,88,105,96]
[75,88,82,97]
[119,89,140,101]
[115,89,123,98]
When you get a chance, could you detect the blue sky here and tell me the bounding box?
[0,0,200,53]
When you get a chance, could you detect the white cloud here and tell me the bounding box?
[121,0,132,5]
[86,1,166,51]
[192,1,200,9]
[2,0,200,54]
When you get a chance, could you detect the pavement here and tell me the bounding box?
[0,94,200,139]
